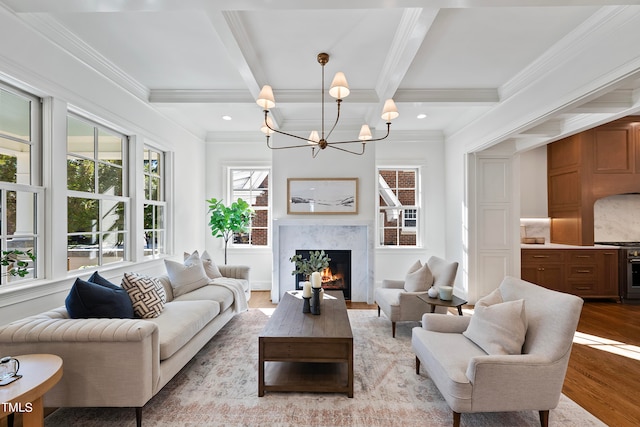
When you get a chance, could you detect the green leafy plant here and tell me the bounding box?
[1,249,36,281]
[290,250,331,278]
[206,197,253,264]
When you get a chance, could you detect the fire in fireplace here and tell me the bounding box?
[294,249,351,300]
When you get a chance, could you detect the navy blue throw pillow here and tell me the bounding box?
[65,275,135,319]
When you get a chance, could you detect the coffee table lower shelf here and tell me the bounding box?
[261,361,351,395]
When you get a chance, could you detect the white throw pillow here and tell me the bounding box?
[463,298,527,355]
[165,253,211,297]
[404,261,434,293]
[201,250,223,279]
[121,273,167,318]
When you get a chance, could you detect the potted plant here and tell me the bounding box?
[206,197,253,264]
[1,249,36,283]
[290,250,331,279]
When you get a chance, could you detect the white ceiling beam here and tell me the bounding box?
[571,89,634,113]
[394,88,499,104]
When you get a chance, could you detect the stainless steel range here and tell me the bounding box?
[596,242,640,300]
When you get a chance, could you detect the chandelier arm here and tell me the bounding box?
[266,135,317,150]
[324,99,342,141]
[324,122,392,145]
[327,143,365,156]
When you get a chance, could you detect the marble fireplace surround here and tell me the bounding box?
[272,219,374,303]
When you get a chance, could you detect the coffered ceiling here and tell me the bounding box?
[3,0,640,151]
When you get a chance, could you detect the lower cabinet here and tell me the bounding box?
[521,248,620,299]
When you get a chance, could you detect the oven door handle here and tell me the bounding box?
[629,259,640,263]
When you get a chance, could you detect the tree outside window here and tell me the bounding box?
[229,168,269,246]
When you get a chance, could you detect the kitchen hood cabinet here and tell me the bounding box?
[548,116,640,245]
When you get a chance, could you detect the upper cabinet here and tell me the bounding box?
[548,116,640,245]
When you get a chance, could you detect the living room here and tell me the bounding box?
[1,2,640,426]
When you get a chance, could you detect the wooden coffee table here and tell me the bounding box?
[258,290,353,397]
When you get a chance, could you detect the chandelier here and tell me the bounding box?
[256,52,399,158]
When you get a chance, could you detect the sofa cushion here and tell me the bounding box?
[463,298,527,355]
[404,261,434,293]
[173,284,235,312]
[65,276,134,319]
[145,300,220,360]
[121,273,167,318]
[165,253,211,297]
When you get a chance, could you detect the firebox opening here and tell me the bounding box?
[294,249,351,300]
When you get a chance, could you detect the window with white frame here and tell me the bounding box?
[143,146,166,257]
[0,84,42,285]
[229,168,269,246]
[378,168,420,247]
[66,114,128,270]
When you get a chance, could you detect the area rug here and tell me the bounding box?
[44,309,605,426]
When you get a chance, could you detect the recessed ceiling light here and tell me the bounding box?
[417,114,427,119]
[222,115,232,121]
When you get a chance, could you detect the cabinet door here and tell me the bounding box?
[521,265,539,284]
[537,264,566,291]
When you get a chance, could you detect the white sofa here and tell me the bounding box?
[0,265,250,427]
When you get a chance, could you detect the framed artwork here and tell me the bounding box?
[287,178,358,214]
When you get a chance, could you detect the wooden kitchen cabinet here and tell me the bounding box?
[521,248,619,299]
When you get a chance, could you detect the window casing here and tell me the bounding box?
[67,114,128,270]
[0,84,42,285]
[378,168,420,247]
[143,146,166,257]
[228,168,270,247]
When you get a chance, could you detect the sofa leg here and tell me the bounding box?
[415,356,420,375]
[539,410,549,427]
[377,305,380,317]
[453,411,461,427]
[7,413,14,427]
[392,322,396,338]
[136,407,142,427]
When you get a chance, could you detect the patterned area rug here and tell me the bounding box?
[45,309,605,426]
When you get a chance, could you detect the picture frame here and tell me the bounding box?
[287,178,358,214]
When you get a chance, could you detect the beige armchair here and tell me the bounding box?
[412,276,583,427]
[375,256,459,337]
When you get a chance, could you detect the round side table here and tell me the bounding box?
[0,354,63,427]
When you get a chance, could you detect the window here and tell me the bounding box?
[67,114,128,270]
[229,168,269,246]
[143,146,166,257]
[378,168,420,246]
[0,84,42,285]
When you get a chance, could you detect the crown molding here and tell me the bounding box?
[19,13,149,101]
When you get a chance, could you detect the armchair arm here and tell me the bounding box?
[218,265,250,281]
[465,353,569,411]
[381,279,405,289]
[421,313,470,333]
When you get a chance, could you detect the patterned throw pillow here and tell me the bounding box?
[121,273,167,318]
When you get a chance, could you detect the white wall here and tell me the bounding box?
[519,145,548,218]
[203,133,447,298]
[0,9,207,325]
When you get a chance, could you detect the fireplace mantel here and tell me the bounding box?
[272,219,374,303]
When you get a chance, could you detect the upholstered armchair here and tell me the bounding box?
[412,276,583,427]
[375,256,459,337]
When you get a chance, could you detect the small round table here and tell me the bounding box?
[0,354,63,427]
[417,294,468,315]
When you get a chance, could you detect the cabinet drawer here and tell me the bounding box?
[569,252,597,263]
[568,281,600,296]
[568,265,596,278]
[521,250,564,263]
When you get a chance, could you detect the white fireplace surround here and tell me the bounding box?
[272,219,375,303]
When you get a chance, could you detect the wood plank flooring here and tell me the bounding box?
[252,291,640,426]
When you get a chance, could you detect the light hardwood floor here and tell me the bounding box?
[251,291,640,426]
